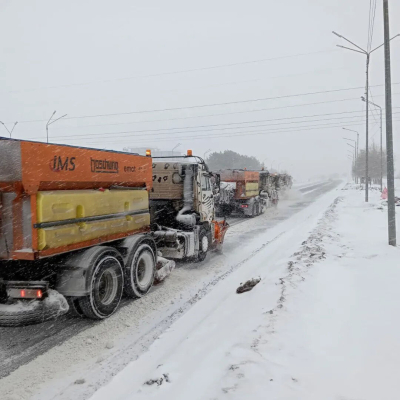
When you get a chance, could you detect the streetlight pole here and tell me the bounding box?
[171,143,181,154]
[343,138,357,182]
[343,128,359,183]
[383,0,396,246]
[342,128,359,157]
[361,96,383,191]
[0,121,18,138]
[203,149,212,159]
[46,111,67,143]
[333,31,400,202]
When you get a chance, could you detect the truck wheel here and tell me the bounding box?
[197,228,210,262]
[77,250,124,320]
[66,297,85,318]
[124,244,155,298]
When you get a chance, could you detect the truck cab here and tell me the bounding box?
[149,153,227,262]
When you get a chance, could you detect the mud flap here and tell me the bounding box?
[154,257,176,284]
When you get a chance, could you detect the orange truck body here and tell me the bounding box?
[218,170,260,200]
[0,139,152,261]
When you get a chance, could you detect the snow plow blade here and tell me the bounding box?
[213,220,229,251]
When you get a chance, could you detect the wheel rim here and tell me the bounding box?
[97,263,118,306]
[135,251,154,290]
[201,235,209,252]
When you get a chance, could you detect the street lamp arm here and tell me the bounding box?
[336,45,366,54]
[48,114,67,126]
[342,127,358,134]
[347,143,356,149]
[46,111,57,127]
[10,122,18,135]
[332,31,367,53]
[361,96,382,110]
[370,34,400,54]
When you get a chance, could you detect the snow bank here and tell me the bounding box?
[90,184,400,400]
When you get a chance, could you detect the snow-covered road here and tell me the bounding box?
[0,180,341,400]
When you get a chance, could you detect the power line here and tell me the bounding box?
[368,87,381,123]
[50,97,364,128]
[367,0,373,51]
[1,49,339,95]
[53,114,396,145]
[37,109,400,142]
[6,82,400,125]
[71,116,400,146]
[4,96,362,126]
[161,66,347,95]
[367,0,377,52]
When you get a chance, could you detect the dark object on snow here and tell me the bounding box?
[236,277,261,294]
[145,373,170,386]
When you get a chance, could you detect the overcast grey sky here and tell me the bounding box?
[0,0,399,180]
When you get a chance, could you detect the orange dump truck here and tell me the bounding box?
[0,139,227,325]
[215,169,266,217]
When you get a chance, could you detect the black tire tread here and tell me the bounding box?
[0,291,69,327]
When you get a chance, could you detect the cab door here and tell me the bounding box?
[200,173,214,223]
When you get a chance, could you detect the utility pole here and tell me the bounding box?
[361,96,383,191]
[46,111,67,143]
[333,31,399,201]
[383,0,396,246]
[0,121,18,138]
[365,53,370,197]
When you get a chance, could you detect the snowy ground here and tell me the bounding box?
[0,181,338,400]
[5,180,400,400]
[88,184,399,400]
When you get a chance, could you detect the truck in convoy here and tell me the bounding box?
[150,154,225,262]
[215,169,266,217]
[258,170,280,205]
[215,169,293,217]
[0,139,228,325]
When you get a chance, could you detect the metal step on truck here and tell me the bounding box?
[0,139,228,326]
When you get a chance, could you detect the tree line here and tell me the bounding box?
[206,150,262,171]
[353,144,387,183]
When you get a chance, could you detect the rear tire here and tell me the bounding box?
[124,244,155,299]
[66,297,84,318]
[77,250,124,320]
[0,290,69,327]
